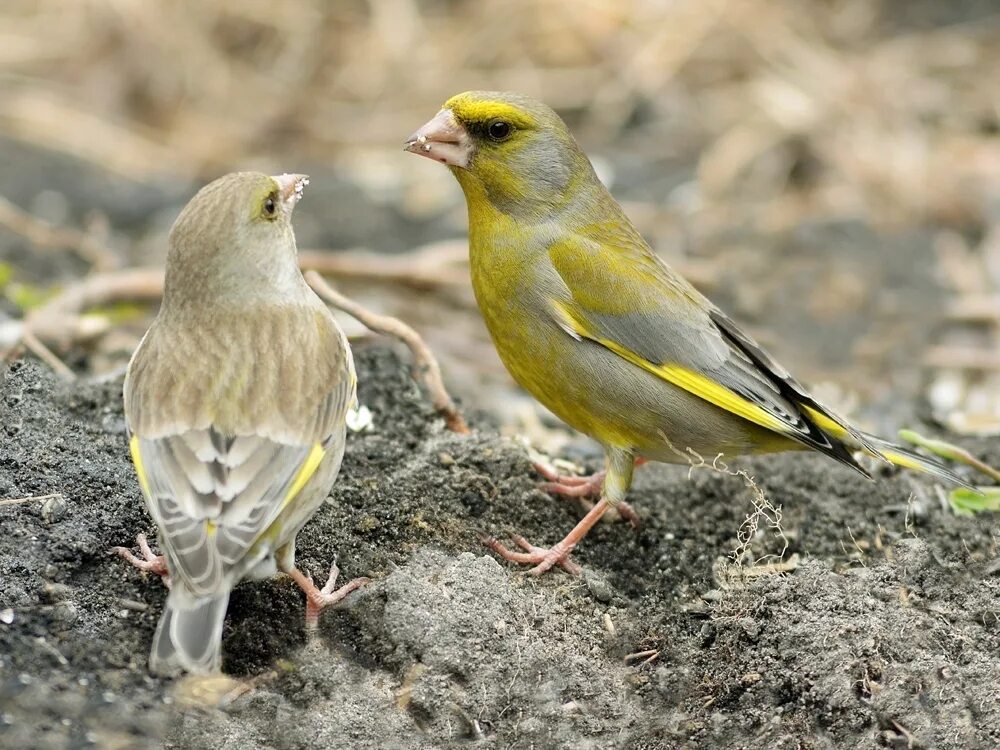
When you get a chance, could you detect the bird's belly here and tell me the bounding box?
[489,314,791,461]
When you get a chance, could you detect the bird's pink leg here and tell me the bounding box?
[286,562,371,632]
[111,533,171,587]
[532,458,648,528]
[533,462,607,496]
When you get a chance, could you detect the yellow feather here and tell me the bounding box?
[443,95,537,130]
[551,301,791,436]
[649,361,790,435]
[129,435,152,497]
[802,405,850,438]
[282,443,326,508]
[876,449,924,471]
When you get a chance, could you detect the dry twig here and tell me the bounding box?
[0,492,64,507]
[299,241,469,290]
[20,329,75,380]
[5,264,472,436]
[923,347,1000,372]
[306,270,470,434]
[23,267,165,346]
[0,195,117,269]
[2,240,473,369]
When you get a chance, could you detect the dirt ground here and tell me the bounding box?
[2,339,999,749]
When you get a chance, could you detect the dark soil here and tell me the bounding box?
[2,342,999,750]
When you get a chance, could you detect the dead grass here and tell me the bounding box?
[0,1,994,208]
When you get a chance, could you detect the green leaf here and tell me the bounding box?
[7,282,56,311]
[949,487,1000,516]
[899,429,1000,482]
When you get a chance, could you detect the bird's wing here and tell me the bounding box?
[129,430,340,595]
[123,308,356,595]
[546,230,875,473]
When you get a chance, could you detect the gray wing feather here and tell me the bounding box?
[138,433,314,594]
[550,231,810,437]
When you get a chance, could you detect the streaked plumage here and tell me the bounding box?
[405,91,968,575]
[121,172,362,673]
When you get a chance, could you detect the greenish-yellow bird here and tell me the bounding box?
[116,172,368,674]
[405,91,967,576]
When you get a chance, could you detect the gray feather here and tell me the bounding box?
[150,589,230,675]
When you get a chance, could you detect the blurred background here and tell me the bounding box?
[0,0,997,449]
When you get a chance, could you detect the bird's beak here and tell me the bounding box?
[404,109,472,169]
[272,173,309,214]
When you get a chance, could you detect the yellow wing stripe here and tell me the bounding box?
[802,406,849,438]
[551,300,793,436]
[802,405,886,460]
[656,361,790,434]
[877,449,924,472]
[599,337,792,435]
[282,443,326,509]
[131,435,324,509]
[129,435,152,497]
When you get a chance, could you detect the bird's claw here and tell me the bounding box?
[482,534,582,576]
[110,533,171,586]
[289,562,371,634]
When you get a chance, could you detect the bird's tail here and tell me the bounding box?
[858,432,975,490]
[150,588,229,676]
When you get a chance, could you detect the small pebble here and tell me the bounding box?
[346,405,374,432]
[584,571,614,603]
[41,495,68,524]
[52,602,79,625]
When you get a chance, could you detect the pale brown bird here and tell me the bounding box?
[115,172,368,674]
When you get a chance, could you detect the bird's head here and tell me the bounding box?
[164,171,309,304]
[405,91,592,217]
[169,172,306,255]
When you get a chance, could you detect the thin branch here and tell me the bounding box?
[945,295,1000,323]
[21,329,74,380]
[306,270,470,434]
[0,195,118,269]
[0,492,64,507]
[923,346,1000,371]
[298,240,469,289]
[16,242,471,347]
[23,267,165,346]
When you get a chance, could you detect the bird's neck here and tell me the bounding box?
[162,242,307,314]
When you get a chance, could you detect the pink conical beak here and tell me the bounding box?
[404,109,473,169]
[271,173,309,212]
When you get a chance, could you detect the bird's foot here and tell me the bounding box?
[481,534,582,576]
[111,533,171,587]
[533,461,605,496]
[532,461,643,530]
[286,562,371,633]
[614,501,641,529]
[481,497,614,576]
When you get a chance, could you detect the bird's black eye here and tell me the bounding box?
[263,194,278,217]
[488,120,512,141]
